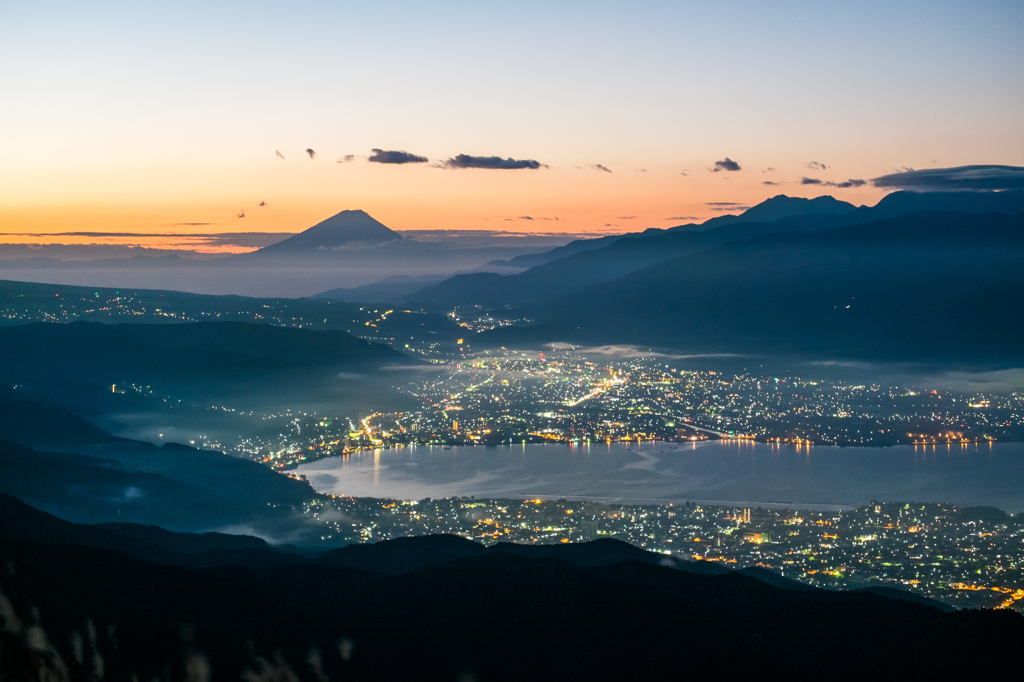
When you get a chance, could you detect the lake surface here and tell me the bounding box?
[295,440,1024,512]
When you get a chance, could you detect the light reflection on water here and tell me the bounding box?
[295,439,1024,511]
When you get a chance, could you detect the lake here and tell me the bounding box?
[295,440,1024,512]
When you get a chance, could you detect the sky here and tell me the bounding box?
[1,0,1022,237]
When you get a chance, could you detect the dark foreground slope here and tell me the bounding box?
[0,394,318,534]
[0,494,302,568]
[0,320,407,404]
[1,501,1016,681]
[0,320,403,382]
[0,385,130,448]
[0,439,316,532]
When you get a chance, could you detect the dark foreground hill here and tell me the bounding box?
[0,385,129,448]
[0,494,302,568]
[0,320,407,404]
[0,438,316,533]
[0,395,318,533]
[1,496,1014,681]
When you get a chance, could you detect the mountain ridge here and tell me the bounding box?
[402,191,1024,310]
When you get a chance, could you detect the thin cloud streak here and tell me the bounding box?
[872,165,1024,191]
[368,149,428,164]
[802,177,866,188]
[443,154,543,170]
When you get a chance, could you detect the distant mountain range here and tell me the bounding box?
[487,210,1024,362]
[400,191,1024,309]
[385,190,1024,365]
[479,196,863,271]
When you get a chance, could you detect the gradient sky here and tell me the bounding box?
[2,0,1022,236]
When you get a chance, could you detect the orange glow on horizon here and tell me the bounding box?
[0,159,888,241]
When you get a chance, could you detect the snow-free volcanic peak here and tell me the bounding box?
[257,210,401,253]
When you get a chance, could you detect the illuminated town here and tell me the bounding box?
[224,347,1022,469]
[6,286,1021,464]
[302,494,1024,611]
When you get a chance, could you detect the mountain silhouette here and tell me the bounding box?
[255,209,401,253]
[402,191,1024,316]
[669,194,859,232]
[481,195,858,272]
[402,197,863,309]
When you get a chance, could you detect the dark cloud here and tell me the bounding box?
[368,149,428,164]
[679,171,689,177]
[762,181,783,186]
[638,168,648,173]
[616,216,638,220]
[666,216,699,221]
[519,216,534,220]
[709,206,750,212]
[443,154,543,170]
[871,165,1024,192]
[170,222,214,226]
[706,202,743,206]
[275,150,285,160]
[807,161,829,171]
[337,155,356,163]
[237,210,245,218]
[590,164,612,173]
[763,167,775,172]
[258,201,266,207]
[305,149,316,159]
[802,177,867,188]
[711,158,741,172]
